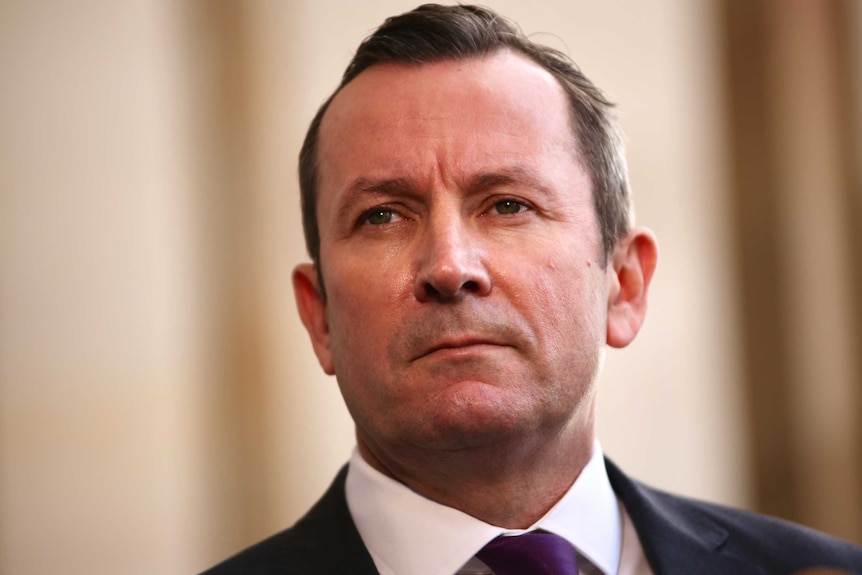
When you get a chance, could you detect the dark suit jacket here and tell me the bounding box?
[201,459,862,574]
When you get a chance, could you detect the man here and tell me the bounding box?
[203,4,862,574]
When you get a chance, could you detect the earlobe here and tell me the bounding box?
[293,263,335,375]
[606,227,658,348]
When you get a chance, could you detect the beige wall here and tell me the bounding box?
[0,1,213,572]
[2,1,752,572]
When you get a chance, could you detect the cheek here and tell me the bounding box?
[323,257,410,369]
[520,258,607,347]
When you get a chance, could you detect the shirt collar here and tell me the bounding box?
[345,441,621,575]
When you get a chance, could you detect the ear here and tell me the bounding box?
[606,227,658,348]
[292,263,335,375]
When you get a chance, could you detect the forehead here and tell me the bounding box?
[317,51,578,183]
[324,50,570,120]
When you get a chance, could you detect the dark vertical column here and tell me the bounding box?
[718,0,800,523]
[718,0,862,543]
[835,2,862,519]
[190,0,274,553]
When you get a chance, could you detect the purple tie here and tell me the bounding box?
[477,532,578,575]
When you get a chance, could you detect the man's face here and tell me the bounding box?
[297,51,617,462]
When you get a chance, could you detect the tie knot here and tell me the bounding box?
[477,532,578,575]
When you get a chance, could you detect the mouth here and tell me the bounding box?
[415,337,509,361]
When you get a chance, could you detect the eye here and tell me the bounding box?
[493,199,530,215]
[361,208,403,226]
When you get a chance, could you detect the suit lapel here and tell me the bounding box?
[605,458,765,575]
[289,465,380,574]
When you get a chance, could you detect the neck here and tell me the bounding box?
[356,420,595,528]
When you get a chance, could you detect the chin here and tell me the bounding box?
[418,388,549,450]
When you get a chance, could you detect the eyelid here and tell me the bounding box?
[482,196,534,216]
[357,204,407,227]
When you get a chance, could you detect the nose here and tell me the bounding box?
[413,211,492,302]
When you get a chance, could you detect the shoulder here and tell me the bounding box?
[199,526,312,575]
[653,483,862,566]
[606,457,862,573]
[199,466,378,575]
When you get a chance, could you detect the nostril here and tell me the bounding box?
[419,279,482,302]
[423,282,442,299]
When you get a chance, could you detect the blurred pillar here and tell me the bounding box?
[720,0,862,544]
[188,0,281,554]
[189,0,358,563]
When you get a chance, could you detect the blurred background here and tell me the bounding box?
[1,0,861,573]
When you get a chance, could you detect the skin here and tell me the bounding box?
[293,50,658,528]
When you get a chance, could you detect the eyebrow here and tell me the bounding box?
[352,176,416,196]
[332,166,552,225]
[332,176,417,227]
[467,166,553,197]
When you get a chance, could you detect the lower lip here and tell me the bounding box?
[420,343,505,360]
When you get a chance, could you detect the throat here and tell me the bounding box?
[355,427,594,529]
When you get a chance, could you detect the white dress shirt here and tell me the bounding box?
[345,442,653,575]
